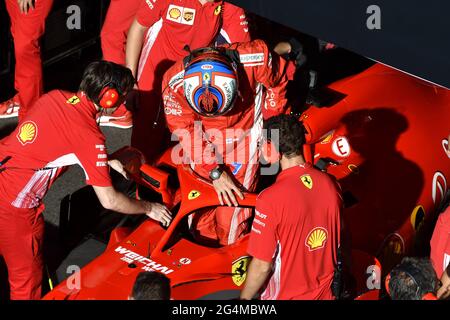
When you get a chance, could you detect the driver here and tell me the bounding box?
[0,61,172,300]
[161,39,289,245]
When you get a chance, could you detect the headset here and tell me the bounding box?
[97,81,122,109]
[385,264,438,300]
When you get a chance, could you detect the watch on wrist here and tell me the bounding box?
[209,166,223,181]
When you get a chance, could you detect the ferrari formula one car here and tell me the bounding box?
[43,61,449,300]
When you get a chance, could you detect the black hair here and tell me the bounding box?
[264,114,305,158]
[388,257,438,300]
[130,271,171,300]
[79,60,135,105]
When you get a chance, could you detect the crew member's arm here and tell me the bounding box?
[93,185,172,226]
[438,264,450,300]
[125,0,165,77]
[126,19,148,78]
[240,258,272,300]
[252,40,290,118]
[240,194,278,299]
[220,4,251,43]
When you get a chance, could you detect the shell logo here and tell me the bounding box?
[17,121,38,146]
[305,227,328,251]
[169,7,181,19]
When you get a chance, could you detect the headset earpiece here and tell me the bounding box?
[99,86,120,109]
[384,273,391,296]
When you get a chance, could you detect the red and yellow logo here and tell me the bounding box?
[17,121,38,146]
[169,7,181,19]
[305,227,328,251]
[214,5,222,15]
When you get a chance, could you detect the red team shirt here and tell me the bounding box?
[248,164,342,300]
[430,206,450,277]
[0,90,112,209]
[135,0,250,81]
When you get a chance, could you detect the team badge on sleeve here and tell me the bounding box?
[66,95,80,105]
[17,121,38,146]
[214,5,222,16]
[300,174,313,189]
[305,227,328,251]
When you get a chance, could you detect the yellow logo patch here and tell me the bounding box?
[66,95,80,105]
[214,5,222,15]
[300,174,313,189]
[188,190,201,200]
[169,7,181,19]
[232,256,250,286]
[17,121,38,146]
[305,227,328,251]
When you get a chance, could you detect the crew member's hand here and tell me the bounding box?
[437,267,450,300]
[212,171,244,207]
[108,159,129,180]
[17,0,34,14]
[144,201,172,227]
[273,42,292,56]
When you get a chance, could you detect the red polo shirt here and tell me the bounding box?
[0,90,112,209]
[430,206,450,277]
[248,163,342,300]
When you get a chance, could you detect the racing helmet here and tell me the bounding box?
[183,48,238,117]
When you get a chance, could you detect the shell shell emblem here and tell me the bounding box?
[305,227,328,251]
[231,256,250,286]
[188,190,201,200]
[169,7,181,19]
[300,174,313,189]
[17,121,38,146]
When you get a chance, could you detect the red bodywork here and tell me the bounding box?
[43,63,449,300]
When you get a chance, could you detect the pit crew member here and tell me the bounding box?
[0,0,53,121]
[430,205,450,299]
[125,0,250,161]
[241,115,342,300]
[0,61,172,300]
[162,39,289,246]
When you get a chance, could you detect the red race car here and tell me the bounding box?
[43,62,449,300]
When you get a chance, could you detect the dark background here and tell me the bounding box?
[229,0,450,89]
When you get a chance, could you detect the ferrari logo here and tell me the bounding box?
[300,174,313,189]
[188,190,201,200]
[66,95,80,105]
[169,7,181,19]
[214,5,222,15]
[305,227,328,251]
[17,121,38,146]
[232,256,250,286]
[203,72,210,82]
